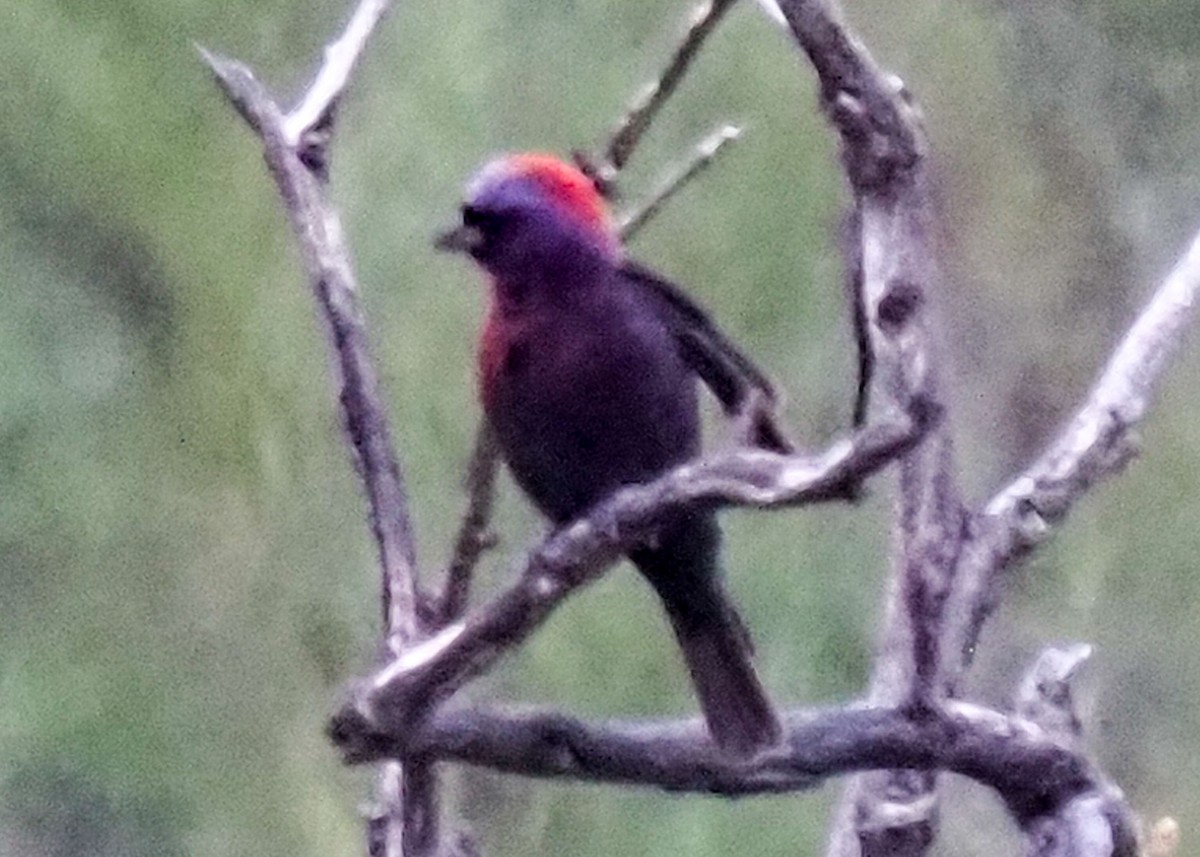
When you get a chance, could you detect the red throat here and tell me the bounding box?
[477,292,510,411]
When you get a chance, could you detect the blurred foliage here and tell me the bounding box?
[1,0,1199,855]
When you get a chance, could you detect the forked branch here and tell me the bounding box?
[200,3,439,853]
[200,0,1200,855]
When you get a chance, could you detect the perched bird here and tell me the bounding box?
[436,153,783,756]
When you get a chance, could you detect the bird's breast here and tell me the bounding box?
[476,288,702,521]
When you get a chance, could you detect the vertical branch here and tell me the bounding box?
[313,272,421,643]
[844,204,873,428]
[764,0,963,854]
[200,2,453,853]
[440,422,500,623]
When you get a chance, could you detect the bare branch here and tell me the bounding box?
[947,227,1200,676]
[846,206,874,429]
[284,0,395,147]
[758,1,962,852]
[768,0,956,704]
[200,50,422,645]
[599,0,740,178]
[201,24,445,857]
[1013,644,1092,748]
[333,697,1133,854]
[439,422,501,623]
[338,412,931,737]
[368,763,405,857]
[1023,792,1138,857]
[619,125,742,241]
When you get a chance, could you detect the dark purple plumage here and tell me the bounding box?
[437,154,782,756]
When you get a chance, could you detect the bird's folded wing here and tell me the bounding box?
[621,261,794,453]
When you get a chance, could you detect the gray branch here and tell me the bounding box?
[946,228,1200,678]
[199,5,448,853]
[599,0,740,178]
[329,698,1133,857]
[198,48,421,648]
[1013,643,1093,749]
[759,0,963,851]
[1012,647,1136,857]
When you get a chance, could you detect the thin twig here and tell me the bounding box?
[598,0,740,180]
[440,422,500,623]
[618,124,742,241]
[845,204,873,427]
[284,0,395,146]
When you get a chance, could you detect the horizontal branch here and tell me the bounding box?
[336,408,933,737]
[331,699,1121,830]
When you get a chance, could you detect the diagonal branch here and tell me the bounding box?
[336,410,932,737]
[200,10,444,854]
[283,0,395,148]
[619,124,742,241]
[946,225,1200,683]
[599,0,741,179]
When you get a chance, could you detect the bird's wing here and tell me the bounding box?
[621,261,794,453]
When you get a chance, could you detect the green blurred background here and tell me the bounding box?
[3,0,1200,854]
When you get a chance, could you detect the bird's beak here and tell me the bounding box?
[433,223,484,255]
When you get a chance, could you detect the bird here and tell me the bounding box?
[436,152,784,757]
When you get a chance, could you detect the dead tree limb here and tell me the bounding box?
[198,0,1200,854]
[199,3,451,853]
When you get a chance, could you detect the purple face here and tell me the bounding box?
[436,156,620,282]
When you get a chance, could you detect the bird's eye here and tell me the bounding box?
[462,205,494,229]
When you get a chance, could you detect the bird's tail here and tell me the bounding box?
[632,516,782,758]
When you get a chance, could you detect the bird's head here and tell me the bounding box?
[435,154,620,283]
